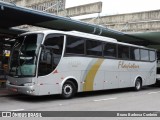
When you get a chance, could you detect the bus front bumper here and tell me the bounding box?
[6,83,39,96]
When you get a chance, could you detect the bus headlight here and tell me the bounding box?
[23,82,35,86]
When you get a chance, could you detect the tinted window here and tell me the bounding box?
[86,40,102,56]
[130,47,140,60]
[103,43,117,58]
[140,49,149,61]
[66,36,85,54]
[118,45,129,59]
[38,35,64,76]
[150,50,156,61]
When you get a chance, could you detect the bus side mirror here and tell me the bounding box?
[43,52,48,61]
[40,44,45,49]
[40,44,47,61]
[40,44,52,62]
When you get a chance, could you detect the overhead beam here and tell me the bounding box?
[82,9,160,32]
[58,2,102,17]
[103,20,160,32]
[12,0,58,7]
[83,9,160,25]
[13,0,102,17]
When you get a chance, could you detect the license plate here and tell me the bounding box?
[10,88,18,92]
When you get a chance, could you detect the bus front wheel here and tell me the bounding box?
[61,81,76,99]
[134,78,142,91]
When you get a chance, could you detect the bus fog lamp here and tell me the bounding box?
[23,83,34,86]
[27,89,35,93]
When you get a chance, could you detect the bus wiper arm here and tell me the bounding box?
[17,37,26,76]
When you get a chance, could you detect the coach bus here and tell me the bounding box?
[6,30,157,98]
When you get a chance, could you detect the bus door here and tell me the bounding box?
[38,34,64,95]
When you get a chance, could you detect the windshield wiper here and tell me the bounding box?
[17,37,26,76]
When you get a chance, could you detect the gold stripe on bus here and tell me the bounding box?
[83,59,104,92]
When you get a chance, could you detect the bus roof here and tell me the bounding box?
[20,30,155,50]
[21,30,117,42]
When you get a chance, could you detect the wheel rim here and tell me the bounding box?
[63,84,73,95]
[136,81,141,90]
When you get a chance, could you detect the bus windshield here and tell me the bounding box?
[9,34,44,77]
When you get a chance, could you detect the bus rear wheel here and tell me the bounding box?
[61,81,76,99]
[134,78,142,91]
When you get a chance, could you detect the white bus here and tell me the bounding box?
[156,52,160,83]
[7,30,157,98]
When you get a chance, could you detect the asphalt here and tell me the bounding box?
[0,85,160,120]
[0,87,17,97]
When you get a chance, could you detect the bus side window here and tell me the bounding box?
[38,49,53,76]
[38,34,64,76]
[140,49,149,61]
[118,45,129,59]
[86,40,103,56]
[66,36,85,55]
[149,50,156,61]
[130,47,140,60]
[103,43,117,58]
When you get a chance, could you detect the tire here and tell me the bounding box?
[134,78,142,91]
[61,81,76,99]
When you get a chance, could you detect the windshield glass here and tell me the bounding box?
[9,34,44,77]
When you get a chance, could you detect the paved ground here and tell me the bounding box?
[0,85,160,120]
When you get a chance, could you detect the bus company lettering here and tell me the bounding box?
[118,61,139,69]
